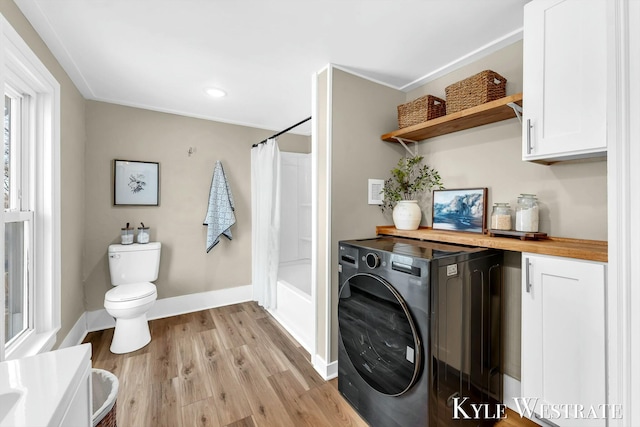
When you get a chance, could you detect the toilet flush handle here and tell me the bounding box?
[109,254,121,259]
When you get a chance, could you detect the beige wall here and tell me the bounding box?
[84,101,310,311]
[328,68,406,360]
[5,0,606,379]
[323,42,607,379]
[0,1,87,348]
[2,0,314,343]
[407,41,607,240]
[405,40,607,380]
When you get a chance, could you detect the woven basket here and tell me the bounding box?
[93,368,118,427]
[397,94,446,128]
[445,70,507,114]
[96,400,117,427]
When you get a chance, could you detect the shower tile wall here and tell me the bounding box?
[280,152,311,263]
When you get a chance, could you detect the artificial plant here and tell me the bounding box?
[380,155,444,212]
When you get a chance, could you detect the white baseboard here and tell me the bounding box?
[503,374,521,412]
[85,309,115,333]
[313,355,338,380]
[59,311,89,348]
[149,284,252,321]
[62,285,253,346]
[503,375,549,426]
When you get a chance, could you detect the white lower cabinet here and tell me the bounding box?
[0,344,92,427]
[521,253,606,427]
[59,355,92,427]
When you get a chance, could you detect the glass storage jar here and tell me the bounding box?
[120,227,134,245]
[137,227,150,244]
[491,203,512,230]
[515,194,539,232]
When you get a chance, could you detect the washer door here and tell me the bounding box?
[338,273,422,396]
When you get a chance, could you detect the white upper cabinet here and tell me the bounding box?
[522,0,608,163]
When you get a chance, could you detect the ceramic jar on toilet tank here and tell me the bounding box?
[105,242,161,354]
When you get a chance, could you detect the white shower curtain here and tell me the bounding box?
[251,138,281,309]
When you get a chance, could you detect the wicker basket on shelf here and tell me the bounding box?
[445,70,507,114]
[397,94,446,129]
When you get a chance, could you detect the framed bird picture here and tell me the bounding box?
[113,159,159,206]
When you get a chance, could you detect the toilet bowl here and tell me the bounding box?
[106,242,161,354]
[104,282,157,354]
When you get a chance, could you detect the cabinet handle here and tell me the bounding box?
[525,259,532,293]
[526,119,533,155]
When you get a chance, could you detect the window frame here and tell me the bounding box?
[4,83,35,351]
[0,14,60,361]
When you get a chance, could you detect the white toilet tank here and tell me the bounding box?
[108,242,161,286]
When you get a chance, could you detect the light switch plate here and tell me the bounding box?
[368,179,384,205]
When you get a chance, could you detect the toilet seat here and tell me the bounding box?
[105,282,156,302]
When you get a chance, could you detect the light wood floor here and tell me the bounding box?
[84,302,368,427]
[83,302,537,427]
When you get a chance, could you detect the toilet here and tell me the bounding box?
[105,242,161,354]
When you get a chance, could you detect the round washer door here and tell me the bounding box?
[338,273,422,396]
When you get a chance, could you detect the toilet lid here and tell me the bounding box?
[105,282,156,302]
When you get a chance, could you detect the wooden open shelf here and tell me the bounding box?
[381,93,523,142]
[376,225,607,262]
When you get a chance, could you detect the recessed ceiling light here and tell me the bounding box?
[206,87,226,98]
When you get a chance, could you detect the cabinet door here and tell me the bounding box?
[521,253,606,427]
[522,0,607,162]
[58,359,92,427]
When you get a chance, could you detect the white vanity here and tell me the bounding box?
[0,343,92,427]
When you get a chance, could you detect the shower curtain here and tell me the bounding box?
[251,138,281,309]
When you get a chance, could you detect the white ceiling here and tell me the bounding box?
[15,0,529,136]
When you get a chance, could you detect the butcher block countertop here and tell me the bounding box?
[376,226,608,263]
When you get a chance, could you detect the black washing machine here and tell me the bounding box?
[338,237,503,427]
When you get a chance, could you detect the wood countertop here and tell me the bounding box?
[376,226,608,263]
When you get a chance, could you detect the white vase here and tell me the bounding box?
[392,200,422,230]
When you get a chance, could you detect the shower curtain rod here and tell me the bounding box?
[252,116,312,148]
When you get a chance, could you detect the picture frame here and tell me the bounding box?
[432,187,487,233]
[113,159,159,206]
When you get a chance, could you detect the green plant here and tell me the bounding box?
[380,155,443,212]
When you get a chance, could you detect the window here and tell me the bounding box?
[0,15,60,361]
[4,86,34,349]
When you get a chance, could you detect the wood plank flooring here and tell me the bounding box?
[83,302,537,427]
[84,302,367,427]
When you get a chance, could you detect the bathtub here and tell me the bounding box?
[268,259,313,352]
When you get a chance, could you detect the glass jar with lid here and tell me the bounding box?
[491,203,512,230]
[120,227,134,245]
[137,226,150,244]
[515,194,539,232]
